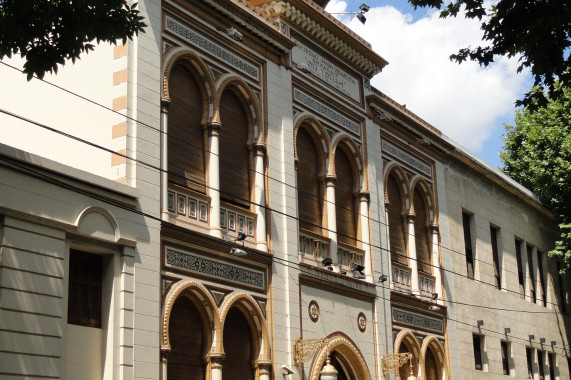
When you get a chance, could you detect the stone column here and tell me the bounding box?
[406,212,419,293]
[207,122,222,238]
[254,143,267,251]
[325,175,338,267]
[206,353,225,380]
[160,345,171,380]
[385,201,394,289]
[430,224,443,304]
[160,98,171,219]
[256,360,272,380]
[359,191,372,281]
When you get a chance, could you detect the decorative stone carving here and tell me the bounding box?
[392,308,444,333]
[308,300,320,322]
[357,312,367,332]
[382,141,431,177]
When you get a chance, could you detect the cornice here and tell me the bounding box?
[200,0,296,53]
[261,1,388,76]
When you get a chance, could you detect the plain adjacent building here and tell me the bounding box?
[0,0,569,379]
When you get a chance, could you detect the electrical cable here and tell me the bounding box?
[0,105,566,312]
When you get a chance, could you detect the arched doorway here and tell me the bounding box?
[398,340,418,380]
[330,351,357,380]
[168,296,206,380]
[222,307,255,379]
[424,346,441,380]
[309,333,372,380]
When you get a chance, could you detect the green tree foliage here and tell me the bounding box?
[0,0,146,80]
[408,0,571,110]
[501,84,571,272]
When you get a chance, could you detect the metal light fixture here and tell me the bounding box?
[229,233,247,256]
[379,274,388,283]
[227,27,243,41]
[551,341,557,347]
[540,338,546,344]
[504,328,511,334]
[477,320,484,327]
[320,355,338,380]
[352,263,366,279]
[529,335,535,341]
[329,3,370,25]
[322,257,333,266]
[429,305,441,311]
[431,292,438,300]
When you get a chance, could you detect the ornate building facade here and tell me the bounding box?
[0,0,569,379]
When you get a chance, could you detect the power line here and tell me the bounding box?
[0,106,565,311]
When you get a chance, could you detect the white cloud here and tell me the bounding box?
[326,0,529,152]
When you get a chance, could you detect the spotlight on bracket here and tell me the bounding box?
[540,338,546,344]
[359,3,370,12]
[529,335,535,341]
[352,263,366,279]
[379,274,388,283]
[227,27,243,41]
[477,320,484,327]
[551,341,557,347]
[229,247,247,256]
[431,292,438,300]
[322,257,333,270]
[429,305,441,311]
[504,328,511,334]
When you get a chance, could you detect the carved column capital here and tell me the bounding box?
[253,142,266,157]
[325,174,336,187]
[206,121,221,136]
[430,223,440,234]
[206,352,225,369]
[405,212,416,223]
[256,360,272,375]
[160,345,171,363]
[161,97,171,113]
[359,190,370,203]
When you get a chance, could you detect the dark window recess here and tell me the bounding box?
[516,240,525,298]
[538,250,546,307]
[557,261,567,313]
[526,347,534,379]
[387,174,407,265]
[501,341,510,375]
[538,350,545,380]
[296,127,323,235]
[548,353,555,380]
[414,187,431,274]
[491,226,501,289]
[334,146,357,247]
[463,212,474,279]
[473,334,483,370]
[527,245,536,303]
[68,250,102,328]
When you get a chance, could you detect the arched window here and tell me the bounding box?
[330,351,356,380]
[413,187,431,273]
[223,307,255,379]
[398,342,418,380]
[168,296,205,380]
[296,126,323,234]
[424,346,441,380]
[219,90,251,208]
[335,146,357,246]
[168,64,206,193]
[387,173,407,265]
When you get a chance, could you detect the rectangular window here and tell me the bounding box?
[527,347,534,379]
[491,226,501,289]
[538,350,545,380]
[516,239,525,298]
[527,245,536,303]
[548,352,556,380]
[473,334,483,370]
[557,261,567,313]
[501,341,510,375]
[538,250,546,307]
[68,250,102,328]
[463,211,475,279]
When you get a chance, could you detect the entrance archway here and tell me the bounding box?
[222,306,256,379]
[309,333,371,380]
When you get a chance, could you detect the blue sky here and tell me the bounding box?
[326,0,534,169]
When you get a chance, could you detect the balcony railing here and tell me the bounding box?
[299,230,330,262]
[337,242,365,272]
[419,273,436,294]
[392,263,411,288]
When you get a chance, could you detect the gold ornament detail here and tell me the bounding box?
[294,337,329,364]
[381,352,413,377]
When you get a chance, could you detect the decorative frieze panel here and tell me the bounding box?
[165,246,265,290]
[392,307,443,333]
[294,88,360,136]
[165,16,259,80]
[382,140,431,177]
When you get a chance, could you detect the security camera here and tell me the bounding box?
[281,364,295,375]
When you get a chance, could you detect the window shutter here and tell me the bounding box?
[387,175,407,264]
[223,307,255,380]
[168,64,206,193]
[413,188,431,273]
[168,296,205,380]
[68,250,102,328]
[335,147,357,246]
[219,90,251,208]
[297,127,323,234]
